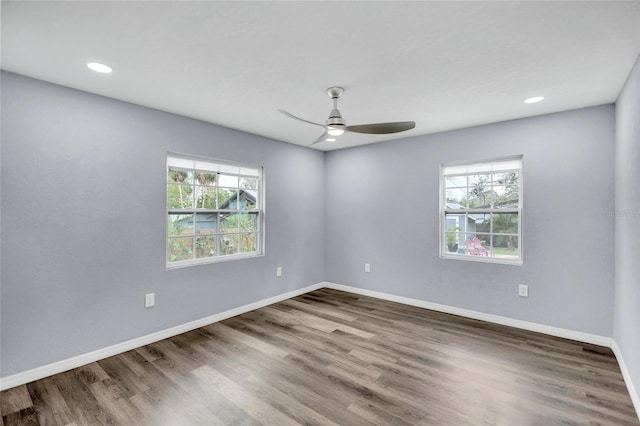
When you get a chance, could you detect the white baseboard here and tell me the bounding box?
[323,282,613,347]
[0,282,325,391]
[611,340,640,422]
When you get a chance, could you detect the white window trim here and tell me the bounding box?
[439,156,523,266]
[166,153,265,269]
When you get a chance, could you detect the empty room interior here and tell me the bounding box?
[1,1,639,425]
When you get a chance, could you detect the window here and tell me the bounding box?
[441,156,522,264]
[167,154,263,267]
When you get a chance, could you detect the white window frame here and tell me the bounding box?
[166,153,264,269]
[440,156,523,265]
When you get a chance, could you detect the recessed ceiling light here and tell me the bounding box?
[524,96,544,104]
[87,62,112,73]
[326,138,336,142]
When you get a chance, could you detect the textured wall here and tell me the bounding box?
[0,70,626,383]
[325,105,616,336]
[614,55,640,405]
[0,72,325,376]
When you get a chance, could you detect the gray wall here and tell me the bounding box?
[614,56,640,402]
[0,70,627,384]
[325,105,616,336]
[0,72,325,377]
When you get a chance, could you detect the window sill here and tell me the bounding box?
[440,253,522,266]
[166,252,264,269]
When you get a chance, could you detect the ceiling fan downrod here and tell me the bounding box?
[326,87,346,128]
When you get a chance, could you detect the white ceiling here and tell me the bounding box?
[2,1,639,151]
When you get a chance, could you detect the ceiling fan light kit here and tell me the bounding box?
[279,86,416,146]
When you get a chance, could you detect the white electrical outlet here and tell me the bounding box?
[365,263,371,273]
[145,293,155,308]
[276,267,282,277]
[518,284,529,297]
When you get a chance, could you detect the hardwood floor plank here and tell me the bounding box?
[237,373,341,426]
[1,407,38,426]
[26,377,74,426]
[265,305,376,339]
[347,401,419,426]
[280,298,360,322]
[86,379,142,425]
[96,356,150,397]
[0,386,32,417]
[50,372,109,426]
[192,365,300,426]
[205,323,291,359]
[2,288,638,425]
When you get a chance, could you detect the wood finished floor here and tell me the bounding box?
[1,288,638,426]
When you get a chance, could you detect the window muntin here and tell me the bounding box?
[167,154,263,267]
[441,157,522,264]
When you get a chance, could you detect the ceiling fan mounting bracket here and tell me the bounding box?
[327,86,344,99]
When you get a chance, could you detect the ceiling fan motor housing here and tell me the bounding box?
[326,87,346,127]
[326,108,345,127]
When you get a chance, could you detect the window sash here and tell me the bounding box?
[168,155,260,178]
[442,157,522,176]
[443,208,519,213]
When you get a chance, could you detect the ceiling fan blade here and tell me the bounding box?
[310,131,330,146]
[279,110,325,128]
[345,121,415,135]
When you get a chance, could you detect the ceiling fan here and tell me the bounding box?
[279,86,416,145]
